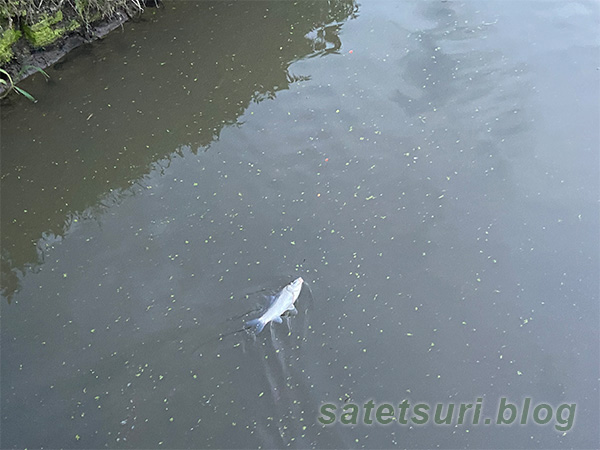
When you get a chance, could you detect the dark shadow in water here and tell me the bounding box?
[0,0,359,302]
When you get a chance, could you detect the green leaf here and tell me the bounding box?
[19,65,50,79]
[13,86,37,103]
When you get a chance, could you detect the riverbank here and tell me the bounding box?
[0,0,148,94]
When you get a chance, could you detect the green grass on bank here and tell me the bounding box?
[1,0,144,64]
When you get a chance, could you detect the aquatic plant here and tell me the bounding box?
[0,66,49,102]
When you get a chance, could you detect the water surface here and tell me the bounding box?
[1,1,598,448]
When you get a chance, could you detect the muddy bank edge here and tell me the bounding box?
[0,0,152,92]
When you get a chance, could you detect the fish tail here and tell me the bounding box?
[246,318,266,334]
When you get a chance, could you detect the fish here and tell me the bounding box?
[246,277,304,334]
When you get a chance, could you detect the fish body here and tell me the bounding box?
[246,277,304,334]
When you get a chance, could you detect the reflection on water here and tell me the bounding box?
[1,1,598,449]
[0,0,358,301]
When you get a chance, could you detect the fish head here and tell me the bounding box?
[285,277,304,300]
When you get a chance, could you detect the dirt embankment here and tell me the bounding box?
[1,0,155,92]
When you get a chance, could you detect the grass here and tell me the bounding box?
[1,0,144,100]
[1,0,144,26]
[0,66,49,102]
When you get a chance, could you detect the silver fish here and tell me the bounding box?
[246,277,304,334]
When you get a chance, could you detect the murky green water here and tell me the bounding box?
[1,1,598,448]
